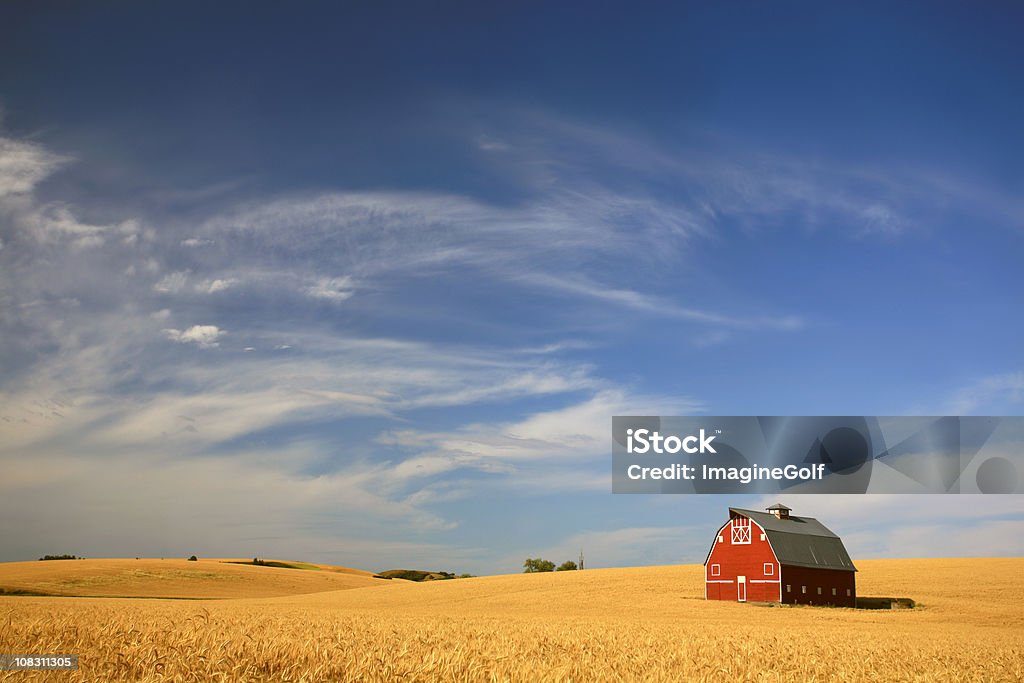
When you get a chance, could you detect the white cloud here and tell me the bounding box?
[154,271,188,293]
[198,277,239,293]
[519,341,593,355]
[476,135,510,152]
[305,276,355,302]
[164,324,224,348]
[0,136,68,197]
[180,237,214,248]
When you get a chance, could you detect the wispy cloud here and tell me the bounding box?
[516,273,803,329]
[0,136,68,197]
[305,276,355,302]
[470,108,1023,243]
[377,389,701,482]
[154,271,189,293]
[946,371,1024,415]
[198,277,239,294]
[2,110,1019,571]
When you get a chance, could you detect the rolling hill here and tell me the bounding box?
[1,557,1021,680]
[0,557,388,599]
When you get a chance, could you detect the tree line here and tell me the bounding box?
[523,557,578,572]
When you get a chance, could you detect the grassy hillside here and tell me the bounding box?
[376,569,456,581]
[1,558,1021,681]
[0,558,386,599]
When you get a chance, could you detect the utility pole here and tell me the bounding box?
[579,549,585,571]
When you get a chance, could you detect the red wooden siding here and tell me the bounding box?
[705,517,780,603]
[780,565,856,607]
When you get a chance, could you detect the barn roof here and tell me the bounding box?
[729,507,857,572]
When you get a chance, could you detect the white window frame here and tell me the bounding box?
[817,587,822,595]
[731,517,752,545]
[710,564,720,577]
[763,563,774,576]
[802,585,806,594]
[847,589,851,597]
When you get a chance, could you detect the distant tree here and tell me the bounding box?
[457,573,475,579]
[188,555,198,561]
[40,555,78,561]
[523,557,556,573]
[556,560,578,571]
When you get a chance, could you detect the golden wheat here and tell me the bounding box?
[1,558,1021,681]
[0,558,383,599]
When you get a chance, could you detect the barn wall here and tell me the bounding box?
[705,517,780,602]
[780,565,856,607]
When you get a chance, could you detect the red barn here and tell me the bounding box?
[704,504,857,607]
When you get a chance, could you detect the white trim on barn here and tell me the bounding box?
[731,517,752,544]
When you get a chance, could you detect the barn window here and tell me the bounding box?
[711,564,720,577]
[846,589,851,597]
[786,584,791,593]
[801,586,806,594]
[832,588,837,596]
[731,517,751,545]
[717,535,723,543]
[760,533,766,541]
[817,587,822,595]
[763,563,773,576]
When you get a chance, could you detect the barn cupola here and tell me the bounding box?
[766,503,792,520]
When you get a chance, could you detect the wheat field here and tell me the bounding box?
[0,558,384,599]
[1,558,1022,681]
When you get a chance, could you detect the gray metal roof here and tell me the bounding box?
[730,507,857,572]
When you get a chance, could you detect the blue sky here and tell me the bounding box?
[1,2,1022,573]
